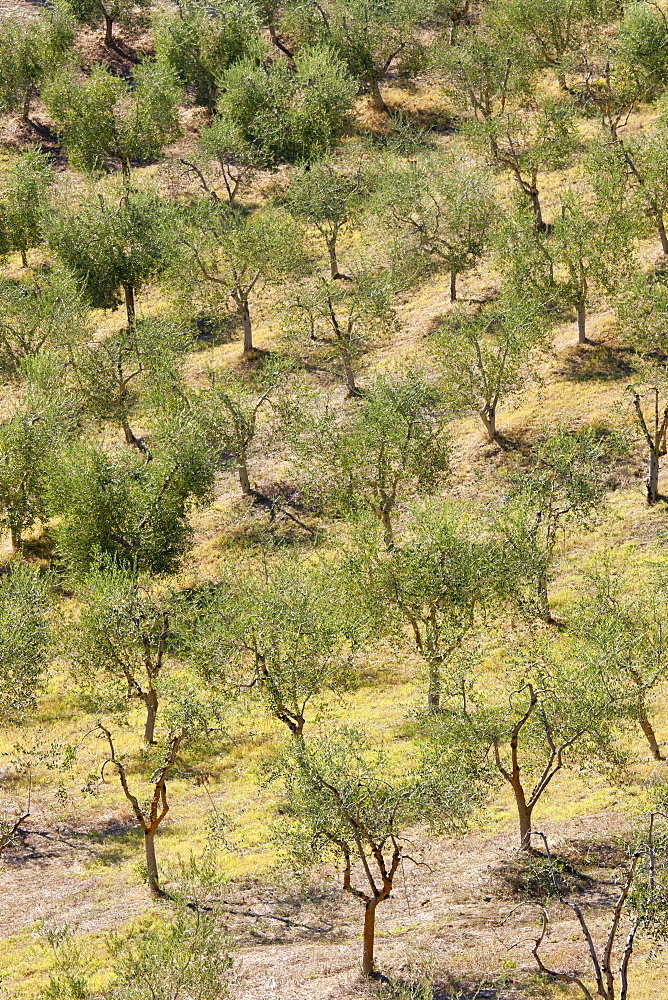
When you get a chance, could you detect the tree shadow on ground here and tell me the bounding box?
[554,343,636,382]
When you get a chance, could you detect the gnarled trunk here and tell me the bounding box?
[511,780,533,851]
[638,704,663,760]
[480,405,496,442]
[370,78,389,114]
[362,899,378,976]
[238,456,252,495]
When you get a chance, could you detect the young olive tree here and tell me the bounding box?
[61,0,151,47]
[45,190,175,329]
[0,150,53,267]
[188,373,277,497]
[0,355,80,550]
[69,563,177,744]
[498,427,611,623]
[181,117,268,208]
[285,161,370,280]
[0,563,51,724]
[0,10,73,124]
[44,62,181,183]
[350,502,510,710]
[467,100,577,230]
[42,419,215,577]
[374,156,498,300]
[277,724,482,975]
[215,45,356,165]
[185,559,369,737]
[423,642,625,851]
[295,372,450,548]
[70,318,189,455]
[181,202,305,353]
[0,268,87,376]
[290,268,396,396]
[94,725,185,896]
[431,290,546,442]
[530,813,668,1000]
[291,0,435,113]
[571,567,668,762]
[153,0,261,110]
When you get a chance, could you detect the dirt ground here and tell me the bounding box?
[2,804,666,999]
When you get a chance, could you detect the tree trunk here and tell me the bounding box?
[427,660,440,711]
[647,447,660,505]
[22,85,33,124]
[380,506,394,550]
[144,690,158,745]
[124,285,136,330]
[328,239,340,280]
[370,78,389,114]
[20,249,28,268]
[537,574,552,624]
[144,831,161,896]
[9,524,20,552]
[241,299,253,353]
[104,12,114,46]
[450,270,457,303]
[361,899,378,976]
[657,213,668,255]
[238,457,252,495]
[341,347,359,397]
[480,405,496,442]
[557,70,568,91]
[576,294,587,345]
[638,704,663,760]
[512,782,533,851]
[529,188,544,231]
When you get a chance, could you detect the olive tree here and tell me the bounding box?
[0,150,53,267]
[616,0,668,101]
[214,45,356,165]
[0,563,50,723]
[498,427,612,623]
[423,642,625,851]
[180,116,268,207]
[44,62,181,183]
[153,0,261,110]
[184,559,369,736]
[290,269,396,396]
[45,190,175,328]
[284,161,370,280]
[61,0,151,47]
[291,0,435,113]
[350,502,510,710]
[295,372,450,548]
[0,10,73,124]
[181,201,305,353]
[69,563,177,744]
[431,290,546,442]
[374,156,498,300]
[277,724,482,975]
[571,566,668,762]
[42,422,215,576]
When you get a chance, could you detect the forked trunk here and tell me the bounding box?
[144,690,158,744]
[450,270,457,302]
[104,12,114,46]
[657,213,668,256]
[647,447,660,505]
[241,299,253,353]
[638,704,663,760]
[370,78,389,114]
[124,285,136,329]
[362,899,378,976]
[144,831,161,896]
